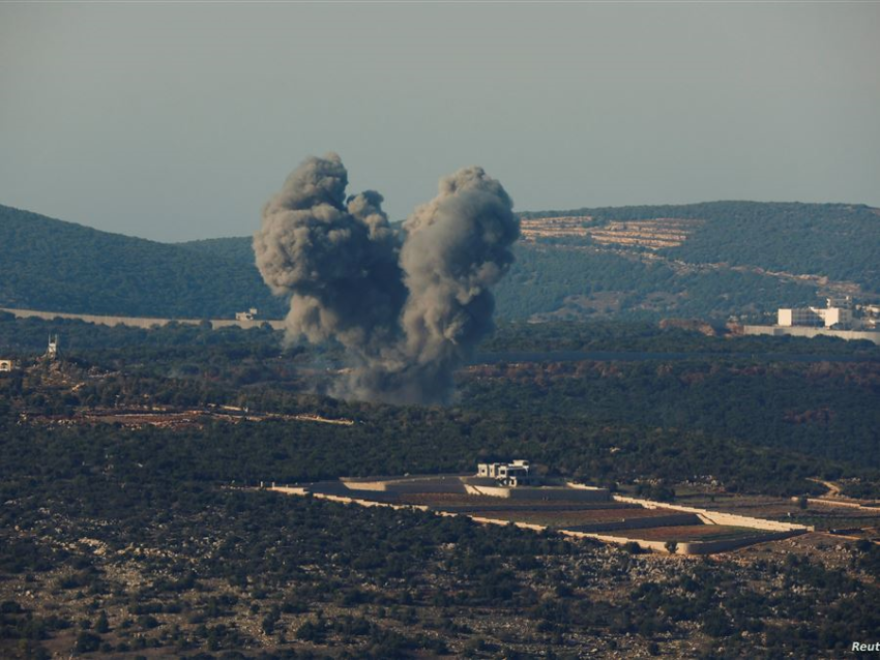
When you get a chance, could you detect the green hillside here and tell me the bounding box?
[177,236,256,266]
[493,244,820,321]
[508,201,879,321]
[2,201,877,322]
[525,201,880,292]
[0,205,287,319]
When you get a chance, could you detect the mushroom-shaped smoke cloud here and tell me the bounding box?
[254,153,519,404]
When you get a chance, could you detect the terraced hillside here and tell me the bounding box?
[2,200,877,322]
[503,201,879,321]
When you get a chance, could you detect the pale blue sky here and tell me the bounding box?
[1,2,878,242]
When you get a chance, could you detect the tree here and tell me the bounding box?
[75,631,101,654]
[95,611,109,633]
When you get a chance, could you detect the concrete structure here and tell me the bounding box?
[612,495,812,533]
[257,457,818,556]
[46,335,58,360]
[340,475,472,494]
[477,460,531,486]
[257,461,813,556]
[566,528,805,555]
[0,359,15,372]
[778,307,822,327]
[464,483,612,501]
[265,481,810,556]
[860,304,880,330]
[335,471,613,502]
[778,297,853,330]
[819,306,854,329]
[743,325,880,345]
[235,308,259,322]
[749,296,880,344]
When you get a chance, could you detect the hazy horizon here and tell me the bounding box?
[2,2,878,242]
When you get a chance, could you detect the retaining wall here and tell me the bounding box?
[561,529,804,555]
[566,512,700,533]
[742,325,880,345]
[439,502,638,514]
[341,476,470,494]
[804,498,880,511]
[465,485,611,501]
[264,486,808,555]
[613,496,813,532]
[560,531,673,554]
[676,530,805,555]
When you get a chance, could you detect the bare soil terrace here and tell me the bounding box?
[614,525,766,542]
[394,492,639,510]
[462,507,683,528]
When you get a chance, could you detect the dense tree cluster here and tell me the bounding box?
[2,315,879,496]
[2,427,878,658]
[493,243,819,321]
[1,314,879,657]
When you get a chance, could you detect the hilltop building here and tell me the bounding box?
[744,296,880,345]
[235,308,259,322]
[778,297,854,330]
[276,461,811,555]
[477,460,531,486]
[862,304,880,330]
[0,359,16,372]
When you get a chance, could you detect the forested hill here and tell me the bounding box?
[523,201,880,292]
[0,205,287,319]
[2,201,878,322]
[177,236,256,266]
[497,200,880,322]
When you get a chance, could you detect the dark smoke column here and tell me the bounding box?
[253,153,406,360]
[395,166,521,403]
[254,154,519,405]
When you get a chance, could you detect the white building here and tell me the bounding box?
[778,308,822,327]
[817,305,853,329]
[859,304,880,329]
[477,460,531,487]
[235,308,259,322]
[0,359,15,373]
[778,297,853,329]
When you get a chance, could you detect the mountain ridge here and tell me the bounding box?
[2,200,877,322]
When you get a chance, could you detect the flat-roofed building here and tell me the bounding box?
[778,308,822,327]
[778,304,853,329]
[817,305,853,329]
[235,308,259,322]
[477,460,531,487]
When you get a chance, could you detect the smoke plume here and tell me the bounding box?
[254,153,519,404]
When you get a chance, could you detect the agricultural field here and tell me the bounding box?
[461,507,687,528]
[297,481,800,553]
[394,493,637,510]
[614,526,766,543]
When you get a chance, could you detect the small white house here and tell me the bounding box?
[235,308,259,322]
[477,460,531,487]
